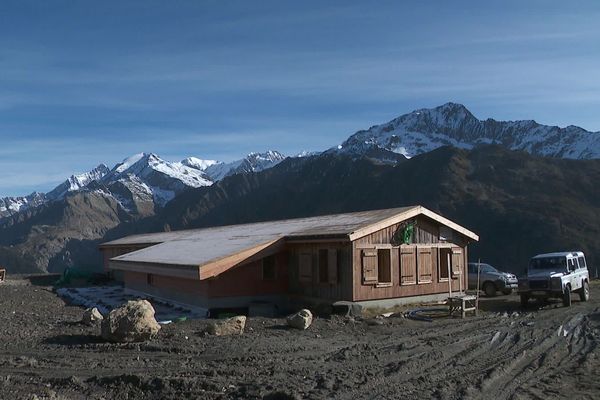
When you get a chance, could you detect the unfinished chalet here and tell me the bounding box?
[99,206,479,314]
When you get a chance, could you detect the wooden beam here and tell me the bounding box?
[198,238,285,280]
[109,260,200,280]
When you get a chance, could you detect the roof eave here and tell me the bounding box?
[348,206,479,242]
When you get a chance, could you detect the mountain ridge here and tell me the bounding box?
[334,102,600,160]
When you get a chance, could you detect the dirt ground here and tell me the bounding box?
[1,277,599,400]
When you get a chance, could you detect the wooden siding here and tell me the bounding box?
[122,251,289,301]
[351,215,469,302]
[288,242,353,301]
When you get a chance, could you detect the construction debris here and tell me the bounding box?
[287,309,313,330]
[101,300,161,343]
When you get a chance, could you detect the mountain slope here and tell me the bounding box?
[336,102,600,160]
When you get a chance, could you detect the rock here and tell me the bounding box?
[287,309,313,330]
[101,300,161,343]
[82,307,103,326]
[207,316,246,336]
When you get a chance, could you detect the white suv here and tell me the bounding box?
[518,251,590,307]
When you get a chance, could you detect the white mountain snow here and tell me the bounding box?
[0,150,288,220]
[5,102,598,220]
[46,164,111,201]
[334,102,600,160]
[198,150,286,181]
[0,192,46,219]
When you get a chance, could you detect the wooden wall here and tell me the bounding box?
[287,242,353,301]
[120,251,288,307]
[351,216,469,302]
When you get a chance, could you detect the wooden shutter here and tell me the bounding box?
[451,247,463,275]
[299,253,312,282]
[362,249,378,284]
[400,247,417,285]
[328,249,338,284]
[417,247,433,284]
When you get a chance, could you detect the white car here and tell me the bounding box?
[518,251,590,307]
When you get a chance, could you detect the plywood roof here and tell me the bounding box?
[105,206,478,278]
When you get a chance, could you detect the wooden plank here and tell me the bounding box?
[417,247,433,284]
[328,249,338,284]
[400,247,417,285]
[451,247,463,275]
[109,261,201,280]
[199,238,285,280]
[362,249,378,284]
[299,252,313,282]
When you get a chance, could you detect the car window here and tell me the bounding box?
[578,256,587,269]
[530,257,566,269]
[481,265,497,273]
[568,258,576,270]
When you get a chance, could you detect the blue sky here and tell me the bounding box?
[1,1,599,196]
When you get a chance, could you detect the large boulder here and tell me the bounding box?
[287,309,313,330]
[101,300,161,343]
[82,307,104,326]
[207,316,246,336]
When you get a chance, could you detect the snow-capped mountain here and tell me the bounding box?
[335,102,600,160]
[0,192,46,219]
[100,153,213,208]
[0,150,288,221]
[191,150,286,182]
[46,164,111,201]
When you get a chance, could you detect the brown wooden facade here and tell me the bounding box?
[101,209,476,311]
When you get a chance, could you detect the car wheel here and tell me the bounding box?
[520,294,529,308]
[579,281,590,302]
[562,287,572,307]
[502,289,512,295]
[483,282,496,297]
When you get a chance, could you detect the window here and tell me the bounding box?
[147,273,154,286]
[299,253,312,282]
[568,258,576,271]
[262,255,276,280]
[318,249,329,283]
[377,249,392,285]
[439,248,451,281]
[578,256,587,269]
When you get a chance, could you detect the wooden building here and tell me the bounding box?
[99,206,478,315]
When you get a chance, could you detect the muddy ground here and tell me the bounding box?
[1,277,599,400]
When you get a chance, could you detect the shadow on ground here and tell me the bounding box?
[43,334,104,346]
